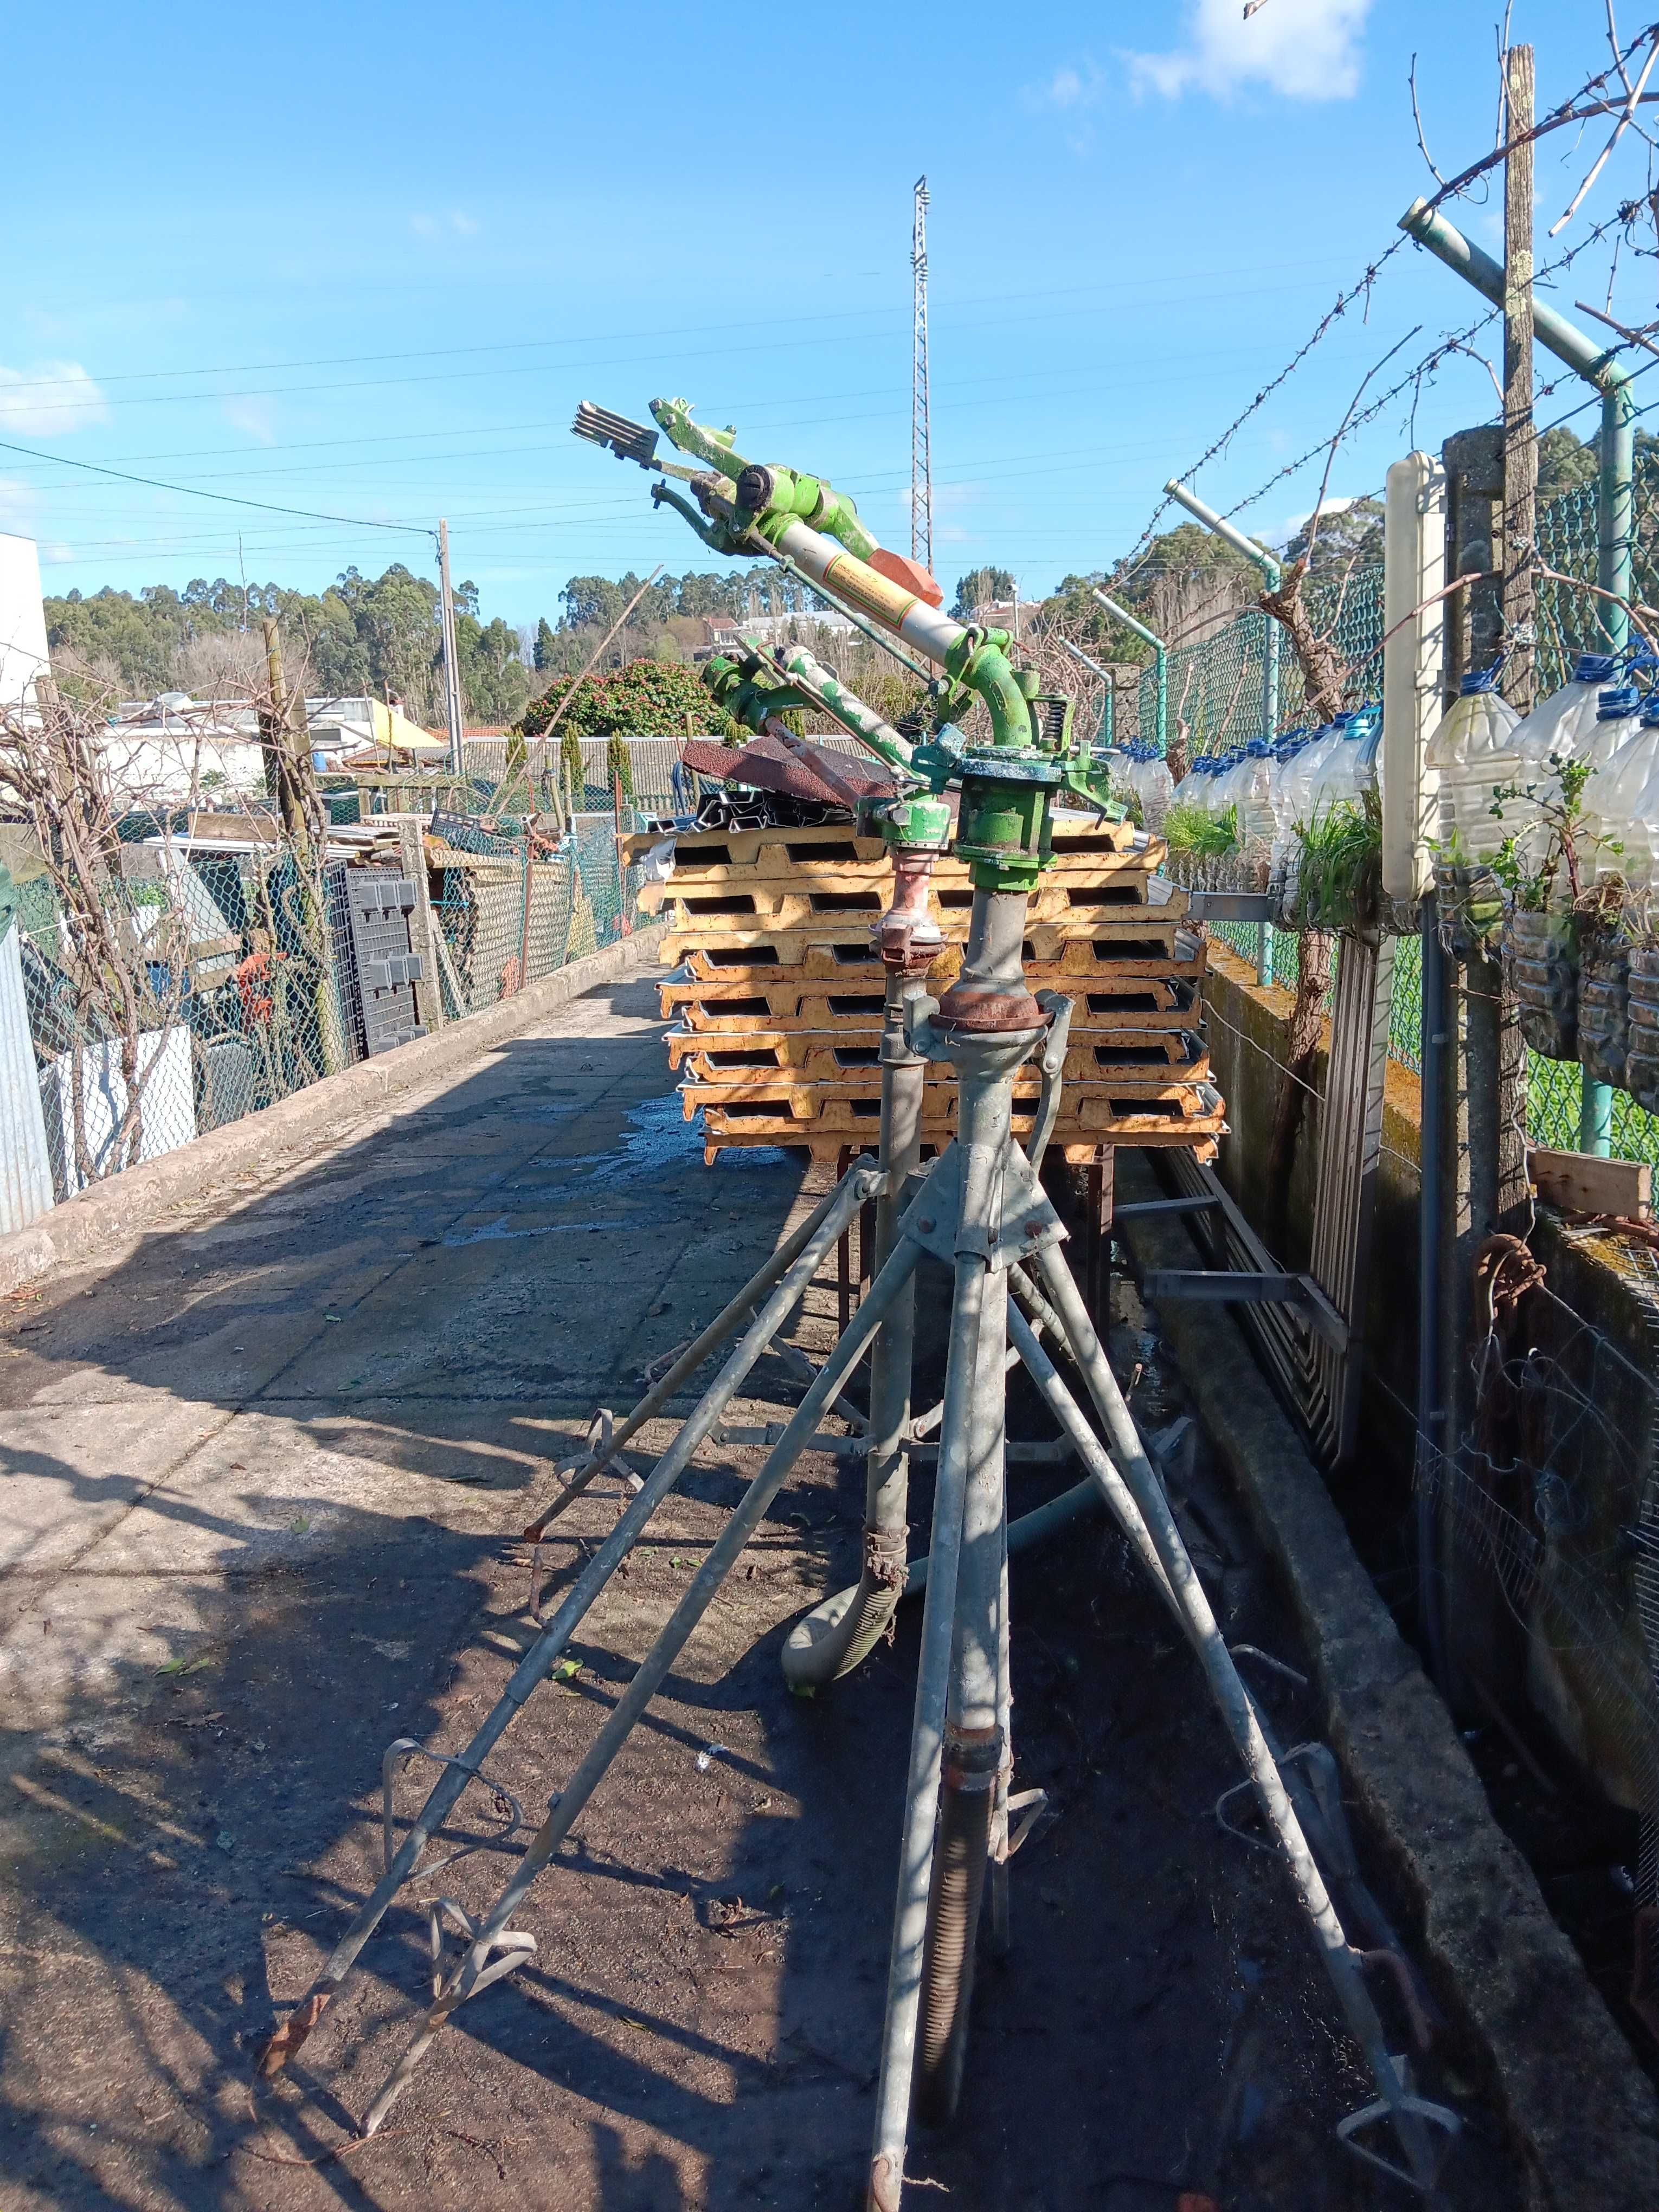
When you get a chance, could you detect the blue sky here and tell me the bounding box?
[4,1,1652,625]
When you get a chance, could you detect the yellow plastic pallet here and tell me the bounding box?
[693,1094,1225,1158]
[666,1031,1210,1085]
[659,974,1203,1033]
[681,1071,1220,1123]
[624,814,1148,879]
[698,1130,1219,1168]
[673,927,1206,985]
[641,873,1172,931]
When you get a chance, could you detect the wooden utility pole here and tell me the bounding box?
[1503,43,1538,710]
[260,618,342,1075]
[260,618,315,863]
[437,519,466,778]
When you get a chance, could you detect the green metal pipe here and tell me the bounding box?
[1061,636,1116,749]
[767,642,917,774]
[950,633,1036,751]
[1399,200,1632,391]
[1399,196,1633,1155]
[1093,589,1167,754]
[1588,375,1632,1208]
[1164,478,1282,740]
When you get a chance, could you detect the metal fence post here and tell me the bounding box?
[612,766,629,940]
[1092,590,1167,755]
[1162,479,1282,741]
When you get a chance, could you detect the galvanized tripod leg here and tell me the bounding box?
[256,1164,879,2081]
[358,1227,925,2137]
[915,1255,1008,2123]
[866,1224,993,2212]
[867,1001,1045,2211]
[1019,1248,1456,2196]
[785,968,929,1687]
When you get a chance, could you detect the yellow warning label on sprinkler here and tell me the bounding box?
[824,554,916,628]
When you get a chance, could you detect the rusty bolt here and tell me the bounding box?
[917,1218,935,1233]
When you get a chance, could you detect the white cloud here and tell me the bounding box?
[222,396,278,445]
[410,211,480,240]
[0,361,108,438]
[1126,0,1373,102]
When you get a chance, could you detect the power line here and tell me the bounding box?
[0,255,1362,401]
[0,434,434,536]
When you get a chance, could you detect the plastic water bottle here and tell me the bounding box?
[1510,651,1618,774]
[1315,709,1374,818]
[1578,684,1646,879]
[1268,730,1308,888]
[1586,691,1659,890]
[1423,668,1520,853]
[1236,739,1275,886]
[1287,715,1347,827]
[1168,748,1200,813]
[1501,653,1616,870]
[1143,745,1174,834]
[1348,701,1384,801]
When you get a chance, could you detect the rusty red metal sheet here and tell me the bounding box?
[679,734,898,809]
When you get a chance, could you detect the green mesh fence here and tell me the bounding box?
[1167,450,1659,1166]
[1134,567,1388,758]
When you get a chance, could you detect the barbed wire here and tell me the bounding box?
[1114,44,1659,583]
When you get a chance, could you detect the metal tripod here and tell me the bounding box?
[256,867,1457,2207]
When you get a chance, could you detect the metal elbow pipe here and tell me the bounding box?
[951,635,1035,751]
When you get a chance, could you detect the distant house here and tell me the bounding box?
[95,693,445,801]
[965,597,1043,635]
[700,609,855,654]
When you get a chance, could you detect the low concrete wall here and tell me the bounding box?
[0,923,667,1297]
[1199,936,1659,1831]
[1516,1215,1659,1813]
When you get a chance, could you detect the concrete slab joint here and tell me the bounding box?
[0,923,668,1298]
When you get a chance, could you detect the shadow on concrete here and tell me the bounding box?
[0,976,1519,2208]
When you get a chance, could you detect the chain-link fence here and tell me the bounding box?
[459,735,689,816]
[1133,567,1389,758]
[0,806,644,1237]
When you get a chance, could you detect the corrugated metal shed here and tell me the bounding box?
[0,921,54,1235]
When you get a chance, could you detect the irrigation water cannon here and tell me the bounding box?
[247,396,1459,2212]
[574,397,1114,877]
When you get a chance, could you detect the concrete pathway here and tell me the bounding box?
[0,968,1515,2210]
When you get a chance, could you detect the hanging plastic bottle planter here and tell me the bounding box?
[1578,932,1631,1091]
[1427,668,1516,956]
[1509,910,1580,1060]
[1625,947,1659,1113]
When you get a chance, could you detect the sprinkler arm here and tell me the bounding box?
[583,396,1075,764]
[703,644,917,778]
[651,396,881,563]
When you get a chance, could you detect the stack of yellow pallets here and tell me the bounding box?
[627,816,1224,1167]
